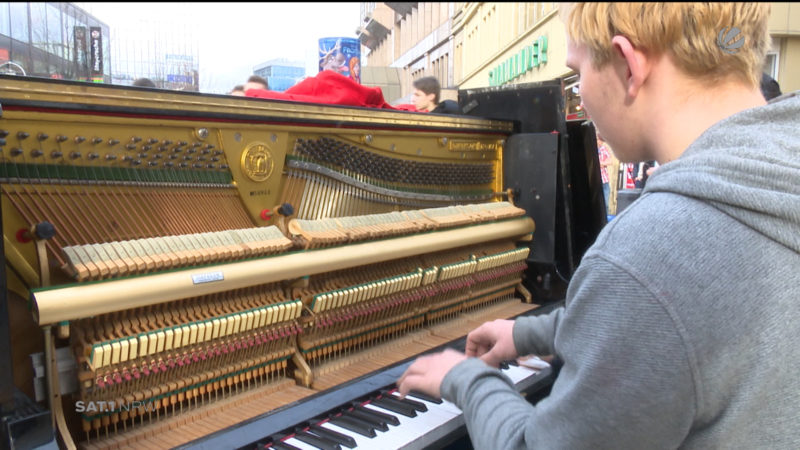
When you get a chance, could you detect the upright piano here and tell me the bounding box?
[0,75,606,449]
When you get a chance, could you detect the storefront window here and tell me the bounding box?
[47,3,62,58]
[563,74,586,121]
[764,52,778,79]
[63,9,74,65]
[30,3,46,51]
[0,3,11,37]
[9,2,29,42]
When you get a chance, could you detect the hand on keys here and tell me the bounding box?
[396,348,467,399]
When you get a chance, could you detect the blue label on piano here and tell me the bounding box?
[191,271,224,284]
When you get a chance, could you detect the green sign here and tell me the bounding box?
[489,35,548,86]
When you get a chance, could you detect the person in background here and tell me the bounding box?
[760,72,782,101]
[411,76,460,114]
[597,137,613,213]
[229,85,245,96]
[244,75,269,93]
[635,160,659,188]
[132,77,156,88]
[397,3,799,449]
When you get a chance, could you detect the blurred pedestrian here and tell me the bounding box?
[597,137,613,213]
[132,77,156,88]
[229,85,245,96]
[760,72,782,101]
[244,75,269,92]
[412,76,460,114]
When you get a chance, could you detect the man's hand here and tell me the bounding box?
[465,319,518,367]
[396,349,467,399]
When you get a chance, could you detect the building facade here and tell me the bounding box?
[358,2,456,103]
[94,10,199,91]
[0,2,200,91]
[0,2,110,81]
[768,3,800,95]
[253,59,305,92]
[359,2,800,107]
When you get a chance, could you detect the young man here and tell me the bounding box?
[412,76,460,114]
[398,3,799,449]
[243,74,269,93]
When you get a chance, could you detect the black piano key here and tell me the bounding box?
[408,390,443,404]
[308,424,357,449]
[507,359,519,366]
[344,409,390,431]
[379,391,427,412]
[499,361,510,370]
[388,394,428,412]
[352,403,401,426]
[293,430,342,450]
[370,397,417,417]
[328,416,377,438]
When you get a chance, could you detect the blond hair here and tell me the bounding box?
[561,3,771,88]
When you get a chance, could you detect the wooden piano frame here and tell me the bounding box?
[0,76,607,449]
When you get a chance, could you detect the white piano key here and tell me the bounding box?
[281,436,329,450]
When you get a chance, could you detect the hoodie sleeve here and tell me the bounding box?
[512,306,563,357]
[440,254,697,450]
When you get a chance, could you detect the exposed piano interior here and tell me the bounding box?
[0,75,606,449]
[177,302,563,450]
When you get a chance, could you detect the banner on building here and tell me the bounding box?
[74,26,88,78]
[319,37,360,84]
[90,27,103,78]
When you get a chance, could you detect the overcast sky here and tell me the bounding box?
[74,2,362,93]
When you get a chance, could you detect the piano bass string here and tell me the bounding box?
[0,76,539,449]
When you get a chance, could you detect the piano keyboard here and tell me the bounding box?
[178,359,553,450]
[276,362,546,450]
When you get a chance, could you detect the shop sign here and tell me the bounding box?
[90,27,103,75]
[489,35,548,86]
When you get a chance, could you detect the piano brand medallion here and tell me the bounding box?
[241,142,275,182]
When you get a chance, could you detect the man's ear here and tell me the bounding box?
[611,35,650,98]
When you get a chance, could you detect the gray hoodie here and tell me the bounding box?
[441,94,800,449]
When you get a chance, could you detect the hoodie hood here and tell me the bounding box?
[644,93,800,253]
